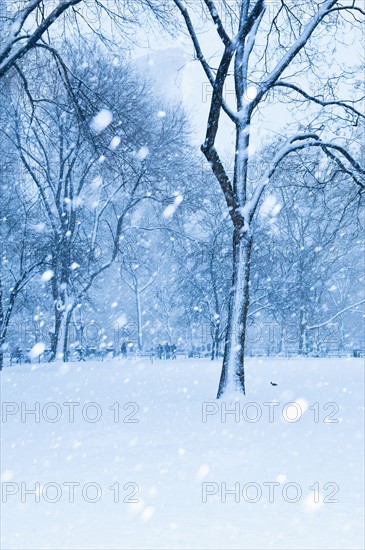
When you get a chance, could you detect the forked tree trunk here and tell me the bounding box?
[217,227,252,398]
[171,0,363,398]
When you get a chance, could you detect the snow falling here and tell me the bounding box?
[90,109,113,134]
[0,1,364,549]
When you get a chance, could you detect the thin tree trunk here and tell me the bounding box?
[278,322,286,355]
[211,321,221,360]
[298,308,307,355]
[63,308,74,361]
[217,227,252,397]
[50,307,64,361]
[135,288,143,350]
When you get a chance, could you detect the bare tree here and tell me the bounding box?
[0,0,165,79]
[2,42,194,361]
[252,153,364,355]
[169,0,364,396]
[0,160,45,369]
[176,196,231,359]
[119,230,169,350]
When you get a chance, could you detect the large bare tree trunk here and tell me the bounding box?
[217,228,252,397]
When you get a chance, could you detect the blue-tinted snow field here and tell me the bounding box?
[1,357,364,549]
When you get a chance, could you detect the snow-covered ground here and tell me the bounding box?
[1,357,364,549]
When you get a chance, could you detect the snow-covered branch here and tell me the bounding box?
[0,0,83,78]
[172,0,237,122]
[203,0,232,46]
[241,133,320,221]
[307,299,365,331]
[251,0,338,110]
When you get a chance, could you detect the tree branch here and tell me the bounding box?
[0,0,83,78]
[203,0,231,46]
[273,80,364,120]
[251,0,338,110]
[307,299,365,331]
